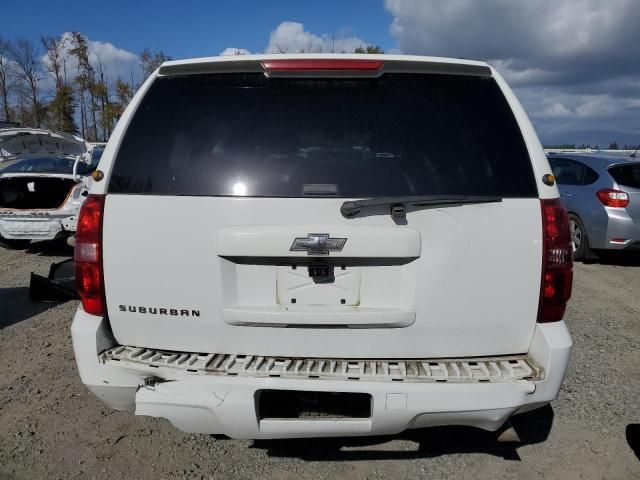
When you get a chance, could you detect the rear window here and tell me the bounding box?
[609,163,640,189]
[2,157,76,175]
[109,73,537,198]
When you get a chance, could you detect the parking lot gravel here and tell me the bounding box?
[1,241,639,479]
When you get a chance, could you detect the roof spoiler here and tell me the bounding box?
[158,55,492,78]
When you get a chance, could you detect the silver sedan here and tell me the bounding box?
[548,152,640,260]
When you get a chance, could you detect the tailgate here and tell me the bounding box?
[98,64,544,359]
[103,195,542,357]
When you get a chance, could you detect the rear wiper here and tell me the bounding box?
[340,195,502,221]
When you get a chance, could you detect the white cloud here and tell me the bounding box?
[218,22,375,58]
[41,32,140,93]
[490,60,561,88]
[384,0,640,144]
[515,86,640,145]
[218,22,374,58]
[541,102,574,119]
[88,37,138,81]
[219,47,252,56]
[265,21,368,54]
[574,95,640,119]
[385,0,639,68]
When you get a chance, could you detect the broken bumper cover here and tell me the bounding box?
[0,212,78,240]
[71,308,572,439]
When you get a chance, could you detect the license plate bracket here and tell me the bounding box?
[276,265,360,306]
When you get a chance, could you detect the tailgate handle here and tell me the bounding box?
[222,306,416,328]
[217,225,421,258]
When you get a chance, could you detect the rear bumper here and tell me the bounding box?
[0,212,78,240]
[620,241,640,250]
[591,207,640,250]
[72,308,572,439]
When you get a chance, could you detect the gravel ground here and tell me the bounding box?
[1,241,639,479]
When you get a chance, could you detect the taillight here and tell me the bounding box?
[538,199,573,322]
[75,194,106,315]
[596,188,629,208]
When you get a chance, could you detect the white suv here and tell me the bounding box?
[71,54,573,439]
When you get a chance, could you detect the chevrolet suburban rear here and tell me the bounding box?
[71,54,573,439]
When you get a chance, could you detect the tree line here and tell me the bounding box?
[0,33,170,141]
[544,143,636,150]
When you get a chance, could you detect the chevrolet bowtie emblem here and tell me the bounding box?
[290,233,347,256]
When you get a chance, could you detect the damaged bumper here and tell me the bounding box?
[0,197,83,241]
[0,213,74,240]
[72,308,572,439]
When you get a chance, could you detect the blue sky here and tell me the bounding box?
[6,0,395,59]
[4,0,640,146]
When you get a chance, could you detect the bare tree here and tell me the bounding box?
[274,43,289,54]
[69,32,98,140]
[10,38,43,127]
[14,88,32,125]
[41,34,75,131]
[41,35,66,91]
[0,36,15,122]
[95,55,113,140]
[140,48,171,80]
[114,78,132,108]
[68,34,87,137]
[354,45,384,54]
[113,78,133,120]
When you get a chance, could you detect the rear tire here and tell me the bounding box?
[0,234,30,250]
[568,213,590,261]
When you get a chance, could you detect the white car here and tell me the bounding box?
[71,54,573,440]
[0,128,95,248]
